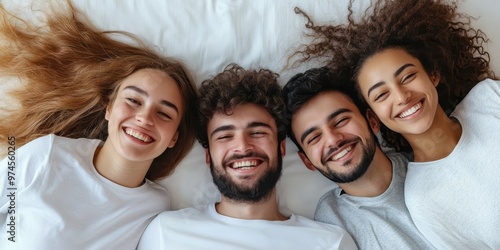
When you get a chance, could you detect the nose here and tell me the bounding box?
[324,128,343,149]
[232,134,254,153]
[136,108,154,126]
[394,86,410,105]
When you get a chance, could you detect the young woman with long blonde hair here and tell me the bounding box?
[0,1,197,248]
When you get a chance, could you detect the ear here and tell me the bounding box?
[366,109,381,134]
[298,151,316,171]
[430,72,441,87]
[167,131,179,148]
[279,139,286,157]
[105,105,111,121]
[204,148,211,167]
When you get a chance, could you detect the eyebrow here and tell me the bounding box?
[299,108,351,145]
[366,63,415,98]
[247,121,273,130]
[123,85,179,113]
[209,121,273,139]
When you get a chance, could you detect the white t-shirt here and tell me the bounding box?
[137,203,358,250]
[405,79,500,250]
[0,134,169,250]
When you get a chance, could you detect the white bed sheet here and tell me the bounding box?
[2,0,499,219]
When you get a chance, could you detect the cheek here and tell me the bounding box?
[106,108,120,125]
[158,123,180,141]
[307,146,323,165]
[215,152,228,167]
[265,139,279,151]
[165,114,183,136]
[428,85,440,103]
[108,103,130,120]
[208,146,226,166]
[369,104,391,123]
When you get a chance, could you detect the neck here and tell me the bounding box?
[93,140,151,188]
[405,106,462,162]
[215,188,288,221]
[337,147,393,197]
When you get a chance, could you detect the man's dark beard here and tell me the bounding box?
[209,148,282,203]
[317,133,377,183]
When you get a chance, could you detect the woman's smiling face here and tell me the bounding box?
[105,68,183,165]
[356,47,440,137]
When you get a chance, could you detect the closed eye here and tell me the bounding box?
[158,112,172,120]
[402,73,416,84]
[216,134,232,141]
[126,98,141,105]
[335,117,349,127]
[373,92,388,102]
[306,133,321,145]
[250,131,267,137]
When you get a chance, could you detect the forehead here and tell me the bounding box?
[359,48,421,79]
[366,48,418,65]
[291,91,361,130]
[118,69,183,107]
[119,68,175,90]
[207,103,277,133]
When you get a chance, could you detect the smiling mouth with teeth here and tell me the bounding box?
[399,101,422,118]
[331,145,352,161]
[125,128,153,143]
[231,160,258,170]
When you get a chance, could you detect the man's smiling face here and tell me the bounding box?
[206,103,284,202]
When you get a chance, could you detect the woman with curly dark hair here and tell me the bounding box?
[293,0,499,249]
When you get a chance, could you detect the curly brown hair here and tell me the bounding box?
[0,0,198,180]
[197,63,286,148]
[292,0,495,152]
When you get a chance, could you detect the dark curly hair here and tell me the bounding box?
[283,67,368,151]
[292,0,495,152]
[197,63,286,148]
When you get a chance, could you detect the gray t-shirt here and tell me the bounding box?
[314,153,435,250]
